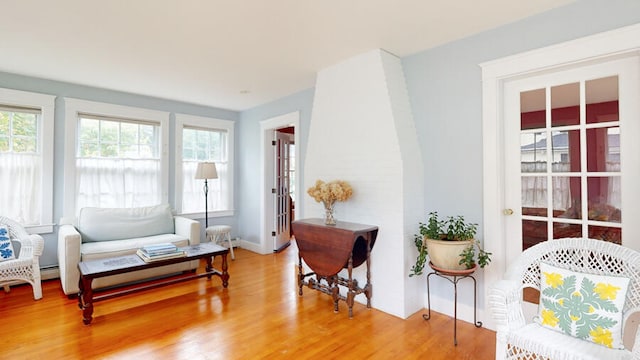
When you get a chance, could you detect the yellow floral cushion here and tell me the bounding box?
[536,262,630,349]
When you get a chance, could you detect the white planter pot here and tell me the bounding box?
[425,237,473,271]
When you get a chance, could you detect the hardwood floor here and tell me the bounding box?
[3,242,496,359]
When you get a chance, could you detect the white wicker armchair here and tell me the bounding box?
[0,216,44,300]
[489,238,640,360]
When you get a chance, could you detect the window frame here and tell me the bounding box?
[0,88,55,234]
[63,98,169,219]
[174,113,235,217]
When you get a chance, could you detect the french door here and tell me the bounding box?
[481,25,640,331]
[503,56,640,261]
[273,130,292,251]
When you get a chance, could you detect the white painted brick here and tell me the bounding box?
[304,49,424,318]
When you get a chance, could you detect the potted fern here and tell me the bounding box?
[409,212,491,276]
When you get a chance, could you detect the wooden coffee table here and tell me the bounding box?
[77,242,230,325]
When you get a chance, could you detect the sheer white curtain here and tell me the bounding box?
[76,158,161,211]
[0,153,41,225]
[182,160,228,213]
[521,162,572,211]
[607,162,621,209]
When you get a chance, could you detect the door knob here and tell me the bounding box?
[503,208,514,215]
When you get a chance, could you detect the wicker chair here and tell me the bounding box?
[489,238,640,360]
[0,216,44,300]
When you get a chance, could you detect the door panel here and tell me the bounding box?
[505,57,640,260]
[504,56,639,318]
[273,130,292,251]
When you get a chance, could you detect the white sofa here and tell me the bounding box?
[57,204,200,296]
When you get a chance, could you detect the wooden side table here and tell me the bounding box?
[292,218,378,318]
[423,262,482,345]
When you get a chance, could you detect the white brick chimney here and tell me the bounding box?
[303,49,424,318]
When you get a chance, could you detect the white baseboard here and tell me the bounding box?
[230,237,241,248]
[239,239,269,254]
[41,266,60,281]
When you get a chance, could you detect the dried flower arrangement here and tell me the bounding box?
[307,179,353,225]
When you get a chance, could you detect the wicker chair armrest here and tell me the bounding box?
[489,279,527,335]
[30,234,44,257]
[15,234,45,259]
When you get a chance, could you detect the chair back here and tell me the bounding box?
[0,216,29,240]
[505,237,640,318]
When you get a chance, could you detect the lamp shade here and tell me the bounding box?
[194,162,218,179]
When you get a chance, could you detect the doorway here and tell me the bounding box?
[259,111,300,254]
[274,127,295,252]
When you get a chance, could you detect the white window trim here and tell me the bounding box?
[63,98,170,220]
[0,88,55,234]
[174,113,235,218]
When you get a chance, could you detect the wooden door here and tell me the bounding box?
[273,130,292,251]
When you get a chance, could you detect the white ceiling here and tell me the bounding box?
[0,0,576,111]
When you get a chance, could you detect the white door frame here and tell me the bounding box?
[257,111,300,254]
[480,23,640,331]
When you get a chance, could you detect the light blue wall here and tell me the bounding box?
[236,0,640,266]
[237,89,314,245]
[0,72,239,267]
[235,0,640,252]
[402,0,640,230]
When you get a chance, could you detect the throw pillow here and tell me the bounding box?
[536,262,630,349]
[0,225,16,262]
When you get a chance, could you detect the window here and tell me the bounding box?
[0,88,54,233]
[175,114,234,216]
[64,99,169,217]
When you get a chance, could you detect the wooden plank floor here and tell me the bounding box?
[3,242,496,359]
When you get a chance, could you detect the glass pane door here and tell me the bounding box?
[502,56,640,316]
[520,76,621,250]
[504,56,640,260]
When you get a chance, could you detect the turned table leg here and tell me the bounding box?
[221,253,229,288]
[79,275,94,325]
[331,278,340,313]
[77,277,83,310]
[205,256,213,279]
[365,239,372,308]
[347,254,355,318]
[298,254,304,296]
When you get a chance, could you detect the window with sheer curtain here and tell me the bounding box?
[0,89,54,233]
[1,107,41,224]
[175,114,234,216]
[75,115,161,210]
[64,98,169,218]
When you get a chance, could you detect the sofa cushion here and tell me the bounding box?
[81,233,189,260]
[78,204,175,243]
